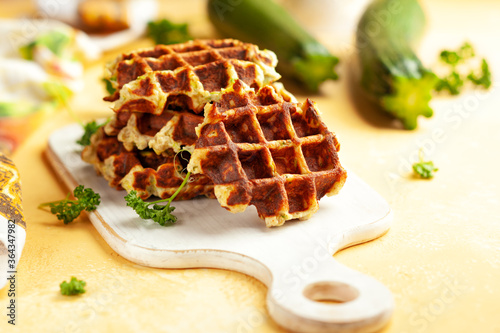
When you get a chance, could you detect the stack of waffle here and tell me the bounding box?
[83,39,347,226]
[82,39,281,200]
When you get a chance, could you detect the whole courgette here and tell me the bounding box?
[208,0,339,91]
[356,0,437,130]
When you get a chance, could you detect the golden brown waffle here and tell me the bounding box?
[104,110,203,154]
[105,39,279,98]
[187,81,347,227]
[104,82,296,155]
[105,39,281,114]
[82,127,214,200]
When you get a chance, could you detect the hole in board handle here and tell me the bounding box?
[303,281,359,304]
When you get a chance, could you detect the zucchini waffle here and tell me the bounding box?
[187,80,347,226]
[105,39,281,114]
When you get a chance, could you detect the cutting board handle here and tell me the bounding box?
[262,216,394,333]
[266,255,393,333]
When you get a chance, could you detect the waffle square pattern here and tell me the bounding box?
[188,81,347,227]
[105,39,281,114]
[104,110,203,154]
[82,127,214,200]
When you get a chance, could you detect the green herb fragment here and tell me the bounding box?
[77,120,106,147]
[102,78,116,95]
[60,277,86,296]
[467,58,492,89]
[439,42,474,66]
[435,71,464,95]
[436,42,492,94]
[459,42,475,59]
[439,50,460,66]
[125,171,191,226]
[412,151,438,179]
[39,185,101,224]
[146,19,192,45]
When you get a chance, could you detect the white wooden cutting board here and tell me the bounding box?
[46,123,394,333]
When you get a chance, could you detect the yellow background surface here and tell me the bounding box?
[1,0,499,332]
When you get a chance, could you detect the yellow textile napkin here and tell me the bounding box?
[0,149,26,290]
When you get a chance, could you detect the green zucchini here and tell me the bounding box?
[207,0,339,91]
[356,0,437,130]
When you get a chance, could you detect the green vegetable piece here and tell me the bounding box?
[207,0,339,91]
[467,58,492,89]
[356,0,436,129]
[459,42,475,60]
[125,171,191,226]
[19,30,70,60]
[439,42,475,66]
[102,78,117,95]
[435,71,464,95]
[437,42,491,94]
[412,151,438,179]
[60,277,86,296]
[292,52,339,92]
[439,50,460,66]
[39,185,101,224]
[146,19,192,45]
[381,71,438,130]
[77,120,107,147]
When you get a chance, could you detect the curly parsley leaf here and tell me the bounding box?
[60,277,86,296]
[412,151,438,179]
[39,185,101,224]
[77,119,110,147]
[436,42,491,94]
[146,19,192,45]
[77,120,101,146]
[435,71,464,95]
[102,78,116,95]
[439,42,475,66]
[467,58,492,89]
[439,50,461,67]
[125,171,191,226]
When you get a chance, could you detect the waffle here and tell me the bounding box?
[104,110,203,155]
[104,82,296,155]
[82,127,214,200]
[187,81,347,227]
[105,39,279,98]
[105,39,281,114]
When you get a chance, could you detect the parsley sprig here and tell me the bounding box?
[467,58,492,89]
[77,119,108,147]
[439,42,475,66]
[39,185,101,224]
[60,277,86,296]
[102,77,117,95]
[125,171,191,226]
[146,19,192,45]
[435,42,492,95]
[412,150,438,179]
[434,71,463,96]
